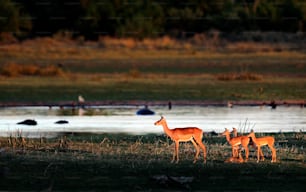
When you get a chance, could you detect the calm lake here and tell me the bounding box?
[0,105,305,138]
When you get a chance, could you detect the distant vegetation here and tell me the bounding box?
[0,0,305,41]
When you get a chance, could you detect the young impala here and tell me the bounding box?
[247,130,277,163]
[221,128,250,162]
[231,127,264,159]
[154,116,207,163]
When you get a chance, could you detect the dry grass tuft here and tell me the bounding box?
[127,68,141,78]
[215,72,263,81]
[0,32,18,44]
[96,33,299,52]
[0,34,302,64]
[226,42,287,53]
[0,63,65,77]
[98,35,183,50]
[98,36,137,49]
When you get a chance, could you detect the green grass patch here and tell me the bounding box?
[0,74,305,102]
[1,51,306,75]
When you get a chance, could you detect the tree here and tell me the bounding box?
[0,0,31,35]
[280,0,304,31]
[253,0,279,31]
[114,0,164,38]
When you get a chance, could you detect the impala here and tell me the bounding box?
[247,130,277,163]
[224,151,244,163]
[230,127,240,157]
[154,116,207,163]
[221,128,250,162]
[231,127,264,159]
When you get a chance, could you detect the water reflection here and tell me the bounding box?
[0,105,305,138]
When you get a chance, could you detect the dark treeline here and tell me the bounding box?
[1,0,306,40]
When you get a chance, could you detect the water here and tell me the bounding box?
[0,105,305,138]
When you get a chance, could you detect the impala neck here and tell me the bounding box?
[160,120,173,137]
[225,133,231,143]
[250,133,257,143]
[233,130,237,137]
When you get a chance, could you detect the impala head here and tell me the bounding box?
[231,127,237,133]
[231,127,238,136]
[221,128,229,136]
[154,116,165,126]
[247,130,255,138]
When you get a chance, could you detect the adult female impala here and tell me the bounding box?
[247,130,277,163]
[221,128,250,162]
[154,116,207,163]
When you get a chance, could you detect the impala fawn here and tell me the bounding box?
[221,128,250,162]
[247,130,277,163]
[231,127,264,160]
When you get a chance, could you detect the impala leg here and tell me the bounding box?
[268,144,277,163]
[173,141,180,163]
[200,143,207,163]
[257,147,261,163]
[232,147,237,158]
[194,137,207,163]
[171,141,177,163]
[232,146,237,157]
[191,139,200,163]
[243,145,249,162]
[235,147,240,158]
[259,148,265,161]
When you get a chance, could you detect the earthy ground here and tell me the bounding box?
[0,132,305,191]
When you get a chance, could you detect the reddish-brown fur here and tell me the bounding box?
[154,116,207,163]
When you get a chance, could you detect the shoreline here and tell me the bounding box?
[0,99,305,108]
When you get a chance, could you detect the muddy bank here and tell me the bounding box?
[0,100,305,108]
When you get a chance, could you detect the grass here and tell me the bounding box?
[0,74,305,103]
[1,51,306,75]
[0,63,64,77]
[0,37,305,103]
[0,132,305,191]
